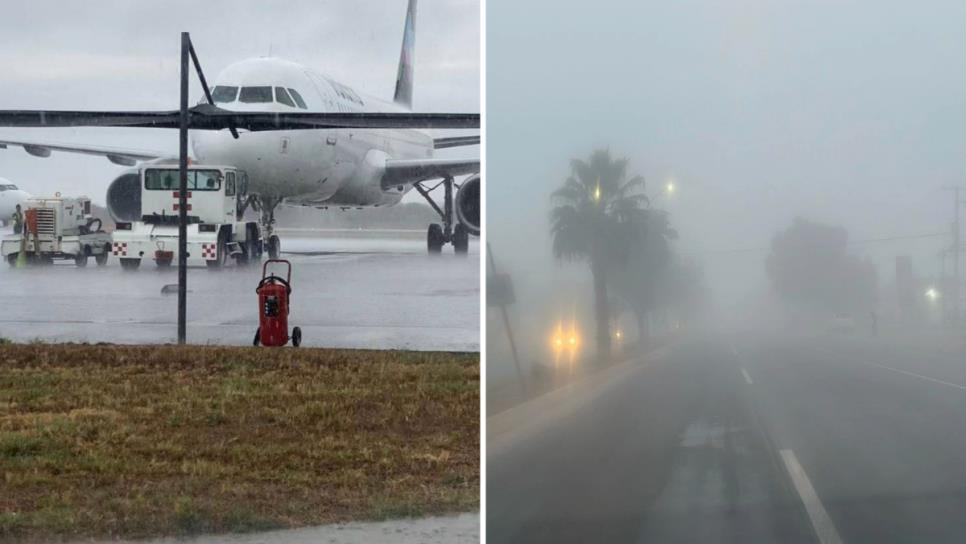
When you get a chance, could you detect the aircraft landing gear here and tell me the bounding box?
[414,176,470,256]
[427,223,444,253]
[267,235,281,259]
[452,223,469,254]
[251,194,282,260]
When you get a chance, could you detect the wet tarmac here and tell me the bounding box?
[0,230,479,351]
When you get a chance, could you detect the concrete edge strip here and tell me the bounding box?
[779,449,844,544]
[487,346,669,451]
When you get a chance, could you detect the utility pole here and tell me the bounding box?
[956,186,961,325]
[176,33,222,344]
[487,244,527,395]
[943,186,963,325]
[939,249,948,324]
[178,32,189,344]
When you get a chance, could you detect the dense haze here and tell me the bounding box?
[487,0,966,383]
[0,0,479,205]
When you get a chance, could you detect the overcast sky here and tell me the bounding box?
[487,0,966,380]
[0,0,479,201]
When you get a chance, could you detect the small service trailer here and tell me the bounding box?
[111,165,265,270]
[1,196,111,267]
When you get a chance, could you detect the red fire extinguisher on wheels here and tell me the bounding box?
[253,259,302,347]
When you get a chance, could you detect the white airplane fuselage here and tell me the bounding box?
[191,57,433,208]
[0,177,30,221]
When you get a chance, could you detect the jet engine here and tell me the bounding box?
[455,173,480,236]
[106,169,142,222]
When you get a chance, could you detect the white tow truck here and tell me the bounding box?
[111,164,266,270]
[1,195,111,267]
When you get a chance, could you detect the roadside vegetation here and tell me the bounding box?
[549,149,703,361]
[0,344,479,542]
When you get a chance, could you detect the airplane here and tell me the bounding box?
[0,0,479,256]
[0,177,30,224]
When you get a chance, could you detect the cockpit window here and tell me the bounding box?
[288,88,308,109]
[239,86,273,103]
[275,87,296,108]
[211,86,238,103]
[0,184,17,191]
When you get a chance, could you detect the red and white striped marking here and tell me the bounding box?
[172,190,192,212]
[201,243,218,260]
[112,242,127,256]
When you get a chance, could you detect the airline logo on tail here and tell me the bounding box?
[394,0,417,109]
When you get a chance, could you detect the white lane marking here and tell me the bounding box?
[859,360,966,392]
[741,367,754,385]
[780,449,844,544]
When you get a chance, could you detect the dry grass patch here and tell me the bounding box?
[0,344,479,542]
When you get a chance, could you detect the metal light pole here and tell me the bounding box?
[178,32,190,344]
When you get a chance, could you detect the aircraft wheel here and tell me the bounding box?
[268,235,281,260]
[453,223,469,255]
[7,253,18,267]
[74,253,88,267]
[427,224,444,254]
[291,326,302,347]
[120,258,140,271]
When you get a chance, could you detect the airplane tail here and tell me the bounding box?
[393,0,417,109]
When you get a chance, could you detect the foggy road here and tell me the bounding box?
[487,332,966,543]
[0,233,479,351]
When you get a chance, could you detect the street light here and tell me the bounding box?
[665,180,676,195]
[926,287,940,301]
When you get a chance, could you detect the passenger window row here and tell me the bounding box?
[325,78,364,106]
[211,85,308,109]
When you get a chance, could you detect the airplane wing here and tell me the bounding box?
[0,104,479,131]
[381,157,479,189]
[433,135,479,149]
[0,138,164,166]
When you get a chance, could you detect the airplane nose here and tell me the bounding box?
[12,190,29,204]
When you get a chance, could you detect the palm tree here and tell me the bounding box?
[611,209,676,345]
[550,149,648,361]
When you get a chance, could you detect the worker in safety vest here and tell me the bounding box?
[11,204,22,235]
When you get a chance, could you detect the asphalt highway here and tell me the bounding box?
[487,331,966,543]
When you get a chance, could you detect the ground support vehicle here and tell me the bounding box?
[1,196,111,267]
[111,164,265,270]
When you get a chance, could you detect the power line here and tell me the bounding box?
[692,231,948,256]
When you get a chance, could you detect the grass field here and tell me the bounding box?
[0,344,479,542]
